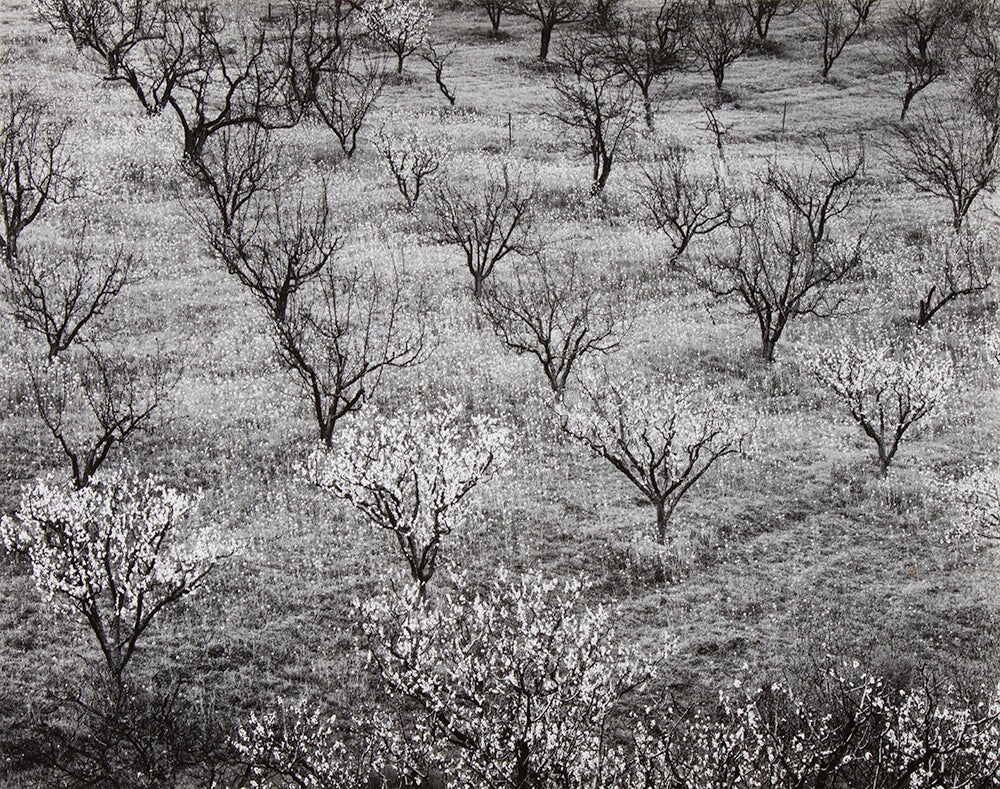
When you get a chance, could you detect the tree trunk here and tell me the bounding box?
[655,500,668,544]
[642,90,654,129]
[539,22,553,60]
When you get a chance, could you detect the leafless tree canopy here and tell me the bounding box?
[513,0,587,61]
[374,127,445,209]
[0,90,74,265]
[209,184,342,323]
[187,123,283,237]
[892,101,1000,230]
[550,35,638,194]
[808,0,879,79]
[687,1,753,91]
[635,145,731,266]
[602,1,692,129]
[479,253,631,393]
[697,142,866,362]
[272,264,427,446]
[428,160,538,297]
[37,0,309,163]
[27,343,179,488]
[740,0,802,42]
[474,0,517,36]
[886,0,972,119]
[5,225,135,359]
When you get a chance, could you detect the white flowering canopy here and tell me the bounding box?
[0,464,222,678]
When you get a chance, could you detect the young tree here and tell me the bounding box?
[635,144,731,266]
[26,344,178,488]
[362,0,434,74]
[697,141,866,362]
[479,253,631,394]
[305,403,511,594]
[604,1,692,129]
[0,89,74,265]
[740,0,802,42]
[587,0,623,32]
[892,101,1000,230]
[0,465,220,685]
[887,0,971,120]
[357,569,653,786]
[808,0,879,79]
[687,0,753,91]
[560,371,747,543]
[808,337,954,474]
[421,43,457,106]
[427,158,537,297]
[374,125,446,209]
[514,0,588,61]
[272,263,426,446]
[208,183,341,322]
[4,225,135,358]
[549,36,638,194]
[318,50,390,157]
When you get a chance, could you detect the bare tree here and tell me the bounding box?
[587,0,623,32]
[209,184,341,323]
[27,343,178,488]
[963,1,1000,121]
[38,0,301,164]
[740,0,802,42]
[479,253,630,394]
[887,0,971,120]
[374,126,445,209]
[273,0,355,113]
[186,123,282,236]
[604,1,692,129]
[0,89,74,265]
[5,225,135,358]
[907,226,994,326]
[474,0,516,36]
[514,0,587,61]
[891,101,1000,230]
[635,144,731,266]
[560,371,747,543]
[428,159,537,297]
[421,44,457,106]
[687,0,753,91]
[550,36,638,194]
[763,137,866,246]
[272,263,426,446]
[808,0,879,79]
[697,143,866,361]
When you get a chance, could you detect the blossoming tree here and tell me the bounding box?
[305,403,511,594]
[0,465,222,684]
[808,338,954,475]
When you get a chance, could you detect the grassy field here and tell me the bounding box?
[1,0,999,783]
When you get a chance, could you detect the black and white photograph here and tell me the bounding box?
[1,0,999,784]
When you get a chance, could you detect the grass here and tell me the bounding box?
[1,0,999,783]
